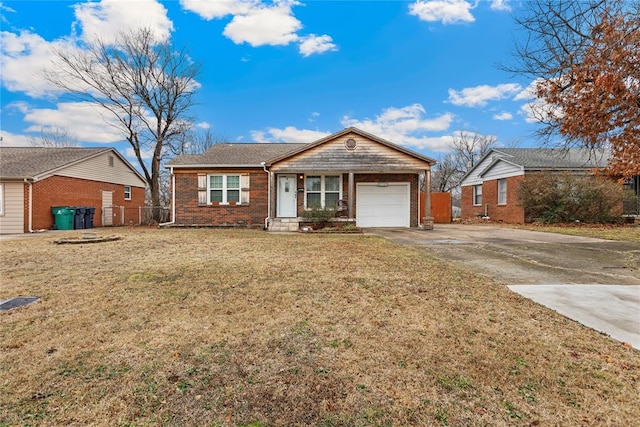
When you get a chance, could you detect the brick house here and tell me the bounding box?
[0,147,146,234]
[460,148,609,223]
[165,127,437,230]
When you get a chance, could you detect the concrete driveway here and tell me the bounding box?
[366,224,640,349]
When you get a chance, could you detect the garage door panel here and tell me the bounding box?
[356,183,410,228]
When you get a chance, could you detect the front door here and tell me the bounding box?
[277,175,297,217]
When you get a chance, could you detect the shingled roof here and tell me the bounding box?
[166,143,309,167]
[490,148,609,170]
[0,147,113,179]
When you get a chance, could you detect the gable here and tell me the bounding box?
[269,130,434,172]
[54,150,147,187]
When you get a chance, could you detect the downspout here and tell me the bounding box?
[26,179,34,233]
[159,167,176,226]
[261,162,271,229]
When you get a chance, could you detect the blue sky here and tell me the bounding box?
[0,0,540,169]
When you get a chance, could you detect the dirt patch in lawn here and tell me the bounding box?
[1,228,639,426]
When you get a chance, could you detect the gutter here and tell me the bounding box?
[261,162,271,230]
[159,167,176,227]
[26,179,34,233]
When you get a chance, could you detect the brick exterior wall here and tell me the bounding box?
[173,170,422,228]
[461,175,525,223]
[173,168,268,228]
[30,175,145,231]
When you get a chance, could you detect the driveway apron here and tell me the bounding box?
[366,225,640,349]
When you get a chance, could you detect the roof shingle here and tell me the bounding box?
[0,147,112,178]
[166,143,309,167]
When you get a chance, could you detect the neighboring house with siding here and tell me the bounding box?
[0,147,146,234]
[165,127,437,231]
[460,148,609,223]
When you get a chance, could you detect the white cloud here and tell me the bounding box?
[299,34,337,57]
[0,130,32,147]
[492,111,513,121]
[251,126,329,143]
[409,0,475,25]
[340,103,455,151]
[448,83,522,107]
[514,80,539,101]
[489,0,511,12]
[1,1,174,99]
[0,31,71,97]
[125,146,155,160]
[73,0,173,44]
[22,101,123,143]
[178,0,257,19]
[181,0,336,56]
[224,4,301,46]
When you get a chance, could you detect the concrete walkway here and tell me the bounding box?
[366,224,640,349]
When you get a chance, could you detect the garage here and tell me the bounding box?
[356,183,410,227]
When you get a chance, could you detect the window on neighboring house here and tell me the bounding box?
[305,175,341,209]
[0,183,4,216]
[124,185,132,201]
[473,184,482,206]
[108,156,114,167]
[209,174,240,204]
[498,179,507,205]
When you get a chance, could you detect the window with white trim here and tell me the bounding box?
[305,175,341,209]
[498,179,507,205]
[124,185,132,201]
[473,184,482,206]
[0,183,4,216]
[203,174,250,205]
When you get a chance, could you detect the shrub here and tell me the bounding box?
[517,172,622,223]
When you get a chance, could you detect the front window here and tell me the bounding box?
[209,175,240,204]
[498,179,507,205]
[124,185,131,201]
[473,184,482,206]
[305,175,341,209]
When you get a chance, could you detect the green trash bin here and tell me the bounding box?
[51,206,75,230]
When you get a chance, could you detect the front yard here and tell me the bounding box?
[1,228,638,426]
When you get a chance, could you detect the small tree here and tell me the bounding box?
[517,172,622,223]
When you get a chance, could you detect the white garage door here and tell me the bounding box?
[356,183,410,227]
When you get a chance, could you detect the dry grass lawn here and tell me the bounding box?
[512,223,640,242]
[1,228,639,426]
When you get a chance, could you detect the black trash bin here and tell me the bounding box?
[74,207,86,229]
[84,207,95,229]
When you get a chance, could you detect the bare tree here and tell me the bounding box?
[175,127,228,155]
[430,132,496,194]
[507,0,640,177]
[29,127,78,147]
[45,27,201,219]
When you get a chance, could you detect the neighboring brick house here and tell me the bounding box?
[0,147,146,234]
[460,148,609,223]
[165,127,437,230]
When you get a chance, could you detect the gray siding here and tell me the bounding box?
[482,160,523,181]
[0,181,25,234]
[55,151,146,187]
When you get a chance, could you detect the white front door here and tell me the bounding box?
[277,175,297,217]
